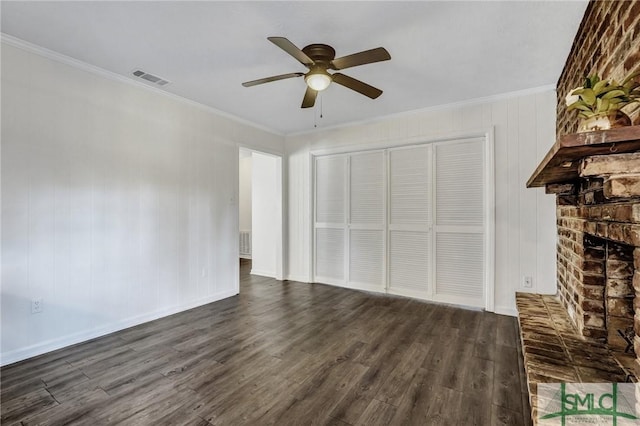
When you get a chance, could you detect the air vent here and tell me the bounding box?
[131,69,170,86]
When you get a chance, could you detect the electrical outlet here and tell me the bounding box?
[523,276,533,288]
[31,298,43,314]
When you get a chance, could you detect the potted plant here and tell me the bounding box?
[565,71,640,132]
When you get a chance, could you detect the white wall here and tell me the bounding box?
[239,151,252,232]
[251,152,282,279]
[0,42,283,365]
[285,89,558,316]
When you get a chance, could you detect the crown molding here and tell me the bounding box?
[287,84,557,138]
[0,33,283,137]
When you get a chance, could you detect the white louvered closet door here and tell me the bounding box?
[433,138,485,307]
[348,151,386,291]
[387,145,432,298]
[314,155,347,285]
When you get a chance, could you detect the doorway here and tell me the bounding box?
[238,148,283,280]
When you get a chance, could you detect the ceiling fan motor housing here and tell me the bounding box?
[302,44,336,66]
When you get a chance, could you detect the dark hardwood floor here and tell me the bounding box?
[1,259,531,425]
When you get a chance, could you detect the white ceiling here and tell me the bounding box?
[1,1,588,135]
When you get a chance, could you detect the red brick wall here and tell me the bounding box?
[556,0,640,137]
[555,180,637,346]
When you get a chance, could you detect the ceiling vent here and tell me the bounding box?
[131,69,170,86]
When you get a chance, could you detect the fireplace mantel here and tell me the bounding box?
[527,126,640,188]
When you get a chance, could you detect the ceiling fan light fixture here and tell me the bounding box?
[305,71,332,91]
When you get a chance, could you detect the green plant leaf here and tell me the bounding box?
[567,101,592,112]
[595,86,617,96]
[580,88,596,105]
[592,80,609,95]
[602,89,625,99]
[622,71,640,85]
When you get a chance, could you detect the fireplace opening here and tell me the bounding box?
[580,234,636,372]
[551,168,640,381]
[604,239,634,351]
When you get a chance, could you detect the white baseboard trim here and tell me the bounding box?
[284,275,311,283]
[387,287,428,300]
[343,282,385,294]
[239,255,252,260]
[494,306,518,317]
[0,289,238,367]
[250,269,276,278]
[315,279,384,295]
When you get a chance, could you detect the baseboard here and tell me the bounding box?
[250,269,276,278]
[344,282,386,294]
[316,279,384,294]
[387,287,429,300]
[494,306,518,317]
[284,275,311,283]
[239,255,252,260]
[0,289,238,367]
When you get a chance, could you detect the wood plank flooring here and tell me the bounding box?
[1,260,532,425]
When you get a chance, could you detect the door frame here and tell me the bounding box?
[238,146,284,282]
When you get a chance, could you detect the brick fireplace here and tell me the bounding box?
[519,127,640,423]
[526,127,640,372]
[537,0,640,379]
[517,1,640,422]
[551,161,640,373]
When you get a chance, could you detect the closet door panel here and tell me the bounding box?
[316,156,346,225]
[389,231,429,293]
[387,146,431,296]
[350,152,384,225]
[435,139,484,226]
[433,138,485,307]
[314,155,347,285]
[315,228,345,281]
[349,229,384,287]
[347,151,385,290]
[389,147,430,226]
[435,232,484,299]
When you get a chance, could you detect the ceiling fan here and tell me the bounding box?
[242,37,391,108]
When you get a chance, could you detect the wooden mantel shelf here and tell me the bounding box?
[527,125,640,188]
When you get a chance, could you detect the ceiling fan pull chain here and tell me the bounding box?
[320,94,323,119]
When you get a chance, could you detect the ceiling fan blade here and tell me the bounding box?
[332,73,383,99]
[301,87,318,108]
[268,37,315,67]
[242,72,304,87]
[330,47,391,70]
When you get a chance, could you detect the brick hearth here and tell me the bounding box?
[516,293,627,420]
